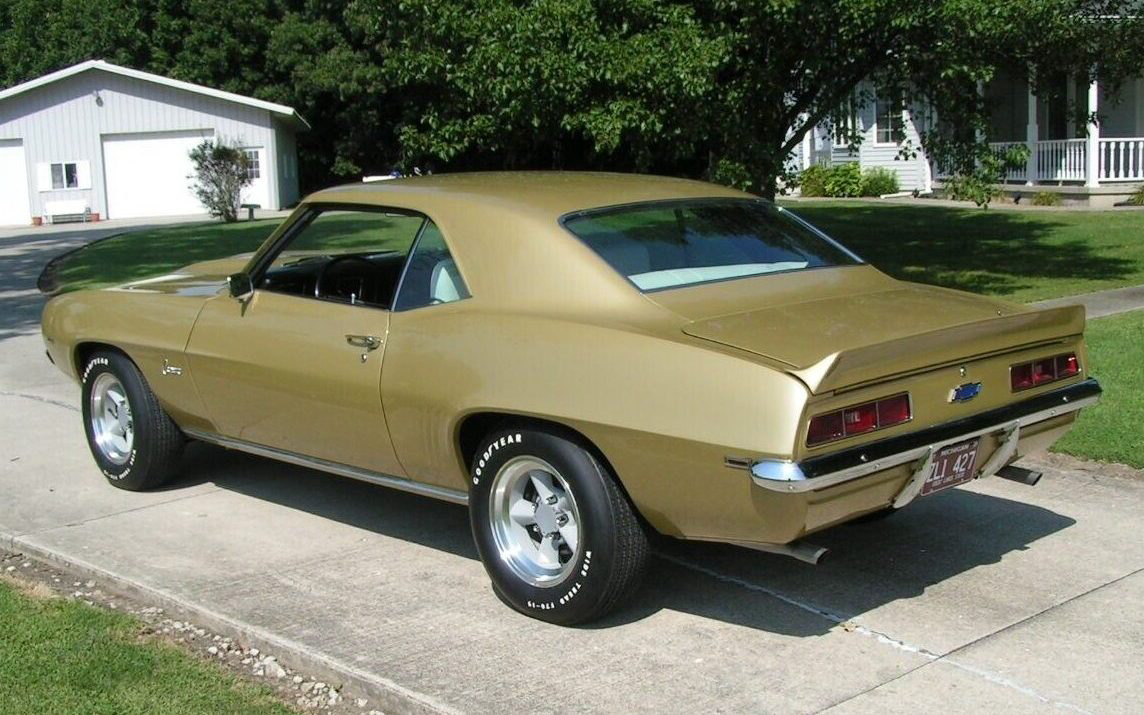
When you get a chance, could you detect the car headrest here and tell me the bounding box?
[430,258,463,303]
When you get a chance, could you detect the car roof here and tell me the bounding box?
[305,171,753,219]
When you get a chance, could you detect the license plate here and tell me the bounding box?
[921,437,982,496]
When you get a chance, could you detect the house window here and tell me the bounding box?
[875,90,905,145]
[51,162,79,189]
[243,149,261,180]
[833,99,858,147]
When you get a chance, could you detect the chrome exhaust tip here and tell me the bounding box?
[996,465,1042,486]
[732,540,829,565]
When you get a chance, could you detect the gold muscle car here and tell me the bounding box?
[41,172,1101,624]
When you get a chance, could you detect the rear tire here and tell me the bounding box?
[468,427,648,625]
[80,351,184,491]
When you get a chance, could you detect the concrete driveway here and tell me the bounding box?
[1,223,1142,713]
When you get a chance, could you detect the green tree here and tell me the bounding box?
[346,0,724,175]
[0,0,148,85]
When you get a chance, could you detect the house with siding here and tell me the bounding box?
[0,60,308,227]
[795,74,1144,205]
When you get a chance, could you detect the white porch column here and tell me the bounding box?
[1066,76,1077,137]
[801,118,813,171]
[1085,78,1100,187]
[1025,81,1039,185]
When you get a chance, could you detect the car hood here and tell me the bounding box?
[117,255,253,296]
[671,272,1084,393]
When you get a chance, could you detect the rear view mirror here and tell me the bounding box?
[228,272,254,300]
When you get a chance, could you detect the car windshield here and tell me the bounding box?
[562,199,862,292]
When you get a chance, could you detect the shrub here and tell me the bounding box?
[799,165,830,197]
[1129,184,1144,206]
[942,174,1004,207]
[824,162,863,197]
[710,158,754,192]
[188,140,252,222]
[860,167,900,196]
[1031,191,1062,206]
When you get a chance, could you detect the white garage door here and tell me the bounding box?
[102,130,213,219]
[0,140,32,227]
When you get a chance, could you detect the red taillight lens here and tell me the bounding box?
[1010,363,1034,391]
[807,393,912,447]
[1032,358,1056,385]
[876,394,912,426]
[807,412,845,446]
[842,403,878,435]
[1056,354,1079,377]
[1011,352,1079,392]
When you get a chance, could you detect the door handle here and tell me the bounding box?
[345,334,383,351]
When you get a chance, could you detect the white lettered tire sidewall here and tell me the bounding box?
[469,427,640,625]
[80,351,183,491]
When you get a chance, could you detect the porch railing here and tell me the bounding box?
[1099,138,1144,181]
[1035,139,1087,182]
[989,141,1028,182]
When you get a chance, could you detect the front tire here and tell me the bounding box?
[469,427,648,625]
[80,351,184,491]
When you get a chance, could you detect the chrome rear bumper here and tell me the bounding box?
[750,378,1101,494]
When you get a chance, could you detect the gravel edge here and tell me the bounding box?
[0,537,460,715]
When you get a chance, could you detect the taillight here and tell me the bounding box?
[807,393,912,447]
[1011,352,1080,392]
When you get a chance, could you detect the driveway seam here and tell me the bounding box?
[0,389,79,412]
[0,488,223,540]
[662,552,1116,714]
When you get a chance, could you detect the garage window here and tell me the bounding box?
[243,150,261,180]
[37,160,90,192]
[51,162,79,189]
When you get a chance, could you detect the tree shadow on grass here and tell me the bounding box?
[47,220,279,294]
[788,203,1135,297]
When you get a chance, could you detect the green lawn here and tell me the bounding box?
[51,219,280,293]
[783,201,1144,303]
[50,201,1144,302]
[50,212,427,293]
[1052,309,1144,468]
[0,579,294,714]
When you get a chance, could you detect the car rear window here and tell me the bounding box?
[562,199,862,292]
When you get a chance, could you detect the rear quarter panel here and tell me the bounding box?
[381,303,809,540]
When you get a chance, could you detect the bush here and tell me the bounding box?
[1031,191,1062,206]
[823,162,862,197]
[188,140,252,222]
[799,165,830,197]
[860,167,900,196]
[1129,185,1144,206]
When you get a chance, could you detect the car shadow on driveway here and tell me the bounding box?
[173,443,1075,637]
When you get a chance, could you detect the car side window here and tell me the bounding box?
[393,221,471,311]
[258,208,425,309]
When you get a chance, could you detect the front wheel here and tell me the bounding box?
[469,427,648,625]
[80,351,184,491]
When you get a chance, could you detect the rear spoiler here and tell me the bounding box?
[791,304,1087,394]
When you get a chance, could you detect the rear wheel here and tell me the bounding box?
[80,351,184,491]
[469,427,648,625]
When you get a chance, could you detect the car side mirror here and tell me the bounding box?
[228,272,254,300]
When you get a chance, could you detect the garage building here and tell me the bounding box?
[0,60,308,227]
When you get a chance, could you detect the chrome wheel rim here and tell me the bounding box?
[489,456,582,588]
[89,373,134,466]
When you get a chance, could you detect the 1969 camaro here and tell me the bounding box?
[41,172,1101,624]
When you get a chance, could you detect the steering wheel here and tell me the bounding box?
[313,255,376,301]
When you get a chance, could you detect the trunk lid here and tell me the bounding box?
[679,282,1085,393]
